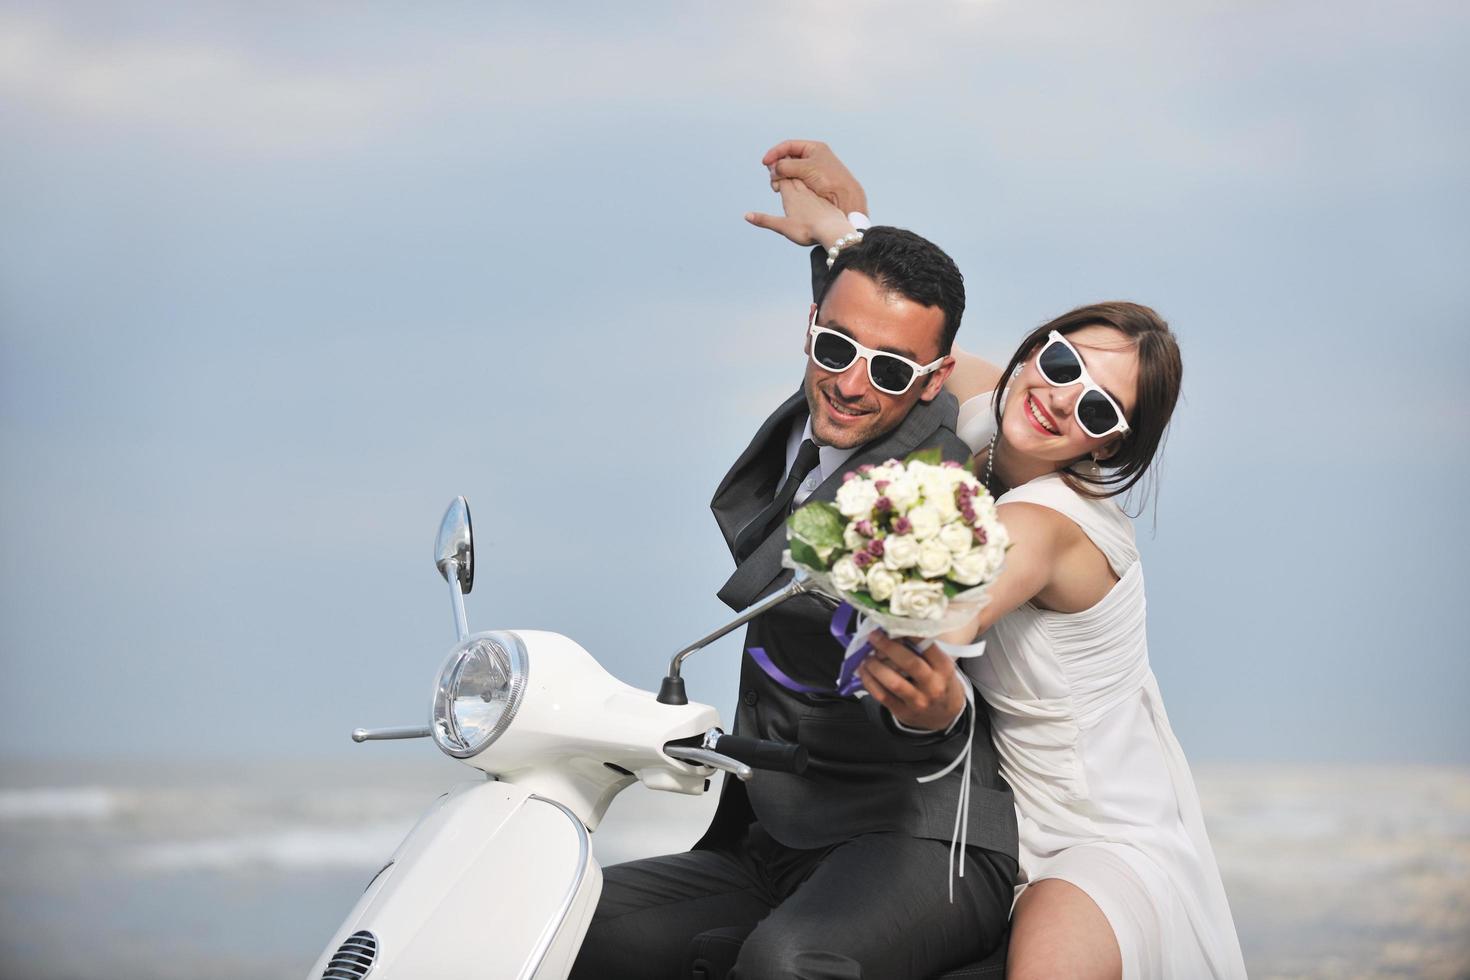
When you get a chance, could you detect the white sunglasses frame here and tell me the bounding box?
[1034,330,1131,438]
[806,311,946,396]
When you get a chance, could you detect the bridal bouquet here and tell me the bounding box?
[784,450,1009,640]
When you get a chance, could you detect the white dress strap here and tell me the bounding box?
[956,391,998,456]
[998,474,1137,577]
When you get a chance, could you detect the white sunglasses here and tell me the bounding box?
[1034,330,1131,439]
[807,311,946,395]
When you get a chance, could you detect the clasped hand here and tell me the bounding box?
[857,630,967,733]
[745,139,868,249]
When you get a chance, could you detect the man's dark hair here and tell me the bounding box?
[814,226,966,355]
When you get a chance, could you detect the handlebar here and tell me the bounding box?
[705,732,809,775]
[663,729,809,779]
[663,745,754,782]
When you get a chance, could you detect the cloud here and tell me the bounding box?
[2,4,990,155]
[0,11,406,154]
[3,0,1465,189]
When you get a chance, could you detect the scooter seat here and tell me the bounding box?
[684,923,1007,979]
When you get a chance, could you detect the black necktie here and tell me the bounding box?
[735,439,822,561]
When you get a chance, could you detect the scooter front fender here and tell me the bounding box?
[310,778,600,980]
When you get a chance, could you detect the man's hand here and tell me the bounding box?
[761,140,868,217]
[745,178,855,248]
[857,630,966,732]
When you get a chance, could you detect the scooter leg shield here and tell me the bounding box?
[310,778,602,980]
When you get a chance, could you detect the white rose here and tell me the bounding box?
[830,556,865,593]
[976,518,1008,552]
[905,461,942,486]
[906,504,942,541]
[917,540,953,579]
[835,479,879,519]
[882,533,920,570]
[972,495,999,523]
[888,580,947,619]
[883,475,921,511]
[938,520,975,555]
[920,473,960,519]
[868,463,902,485]
[865,564,898,602]
[949,548,990,586]
[843,522,870,551]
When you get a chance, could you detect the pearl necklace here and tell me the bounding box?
[984,429,999,493]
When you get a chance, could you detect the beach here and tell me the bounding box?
[1,758,1466,979]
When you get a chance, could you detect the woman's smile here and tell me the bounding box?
[1025,393,1060,435]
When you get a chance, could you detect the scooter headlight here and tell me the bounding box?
[431,631,529,759]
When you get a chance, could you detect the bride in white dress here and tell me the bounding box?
[749,141,1248,980]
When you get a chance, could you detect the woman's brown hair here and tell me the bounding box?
[992,301,1182,502]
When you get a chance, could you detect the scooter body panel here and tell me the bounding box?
[309,778,601,980]
[457,630,720,829]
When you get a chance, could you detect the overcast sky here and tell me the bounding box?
[2,0,1467,766]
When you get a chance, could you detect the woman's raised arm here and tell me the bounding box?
[745,178,857,250]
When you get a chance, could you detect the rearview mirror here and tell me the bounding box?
[434,496,474,594]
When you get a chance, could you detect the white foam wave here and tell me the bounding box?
[0,786,120,821]
[126,821,410,872]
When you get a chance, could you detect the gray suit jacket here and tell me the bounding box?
[697,386,1018,858]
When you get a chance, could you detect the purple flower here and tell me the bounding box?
[843,471,858,482]
[893,516,913,535]
[941,460,962,469]
[956,483,973,500]
[857,464,875,475]
[853,550,874,568]
[855,520,874,537]
[868,539,885,558]
[875,496,893,513]
[961,505,977,524]
[974,527,988,546]
[874,480,890,492]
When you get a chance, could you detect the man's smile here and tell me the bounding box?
[822,386,875,421]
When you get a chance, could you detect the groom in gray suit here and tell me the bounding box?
[571,228,1017,980]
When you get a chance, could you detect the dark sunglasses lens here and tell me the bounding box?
[868,355,916,394]
[813,332,858,371]
[1038,340,1083,384]
[1077,391,1121,437]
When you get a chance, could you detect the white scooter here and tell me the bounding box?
[310,498,810,980]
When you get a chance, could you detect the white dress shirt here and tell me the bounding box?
[782,416,859,508]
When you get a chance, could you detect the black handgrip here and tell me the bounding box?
[710,734,809,775]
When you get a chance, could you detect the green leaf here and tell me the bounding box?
[942,580,961,598]
[846,589,881,611]
[787,500,846,552]
[904,447,943,467]
[787,537,829,571]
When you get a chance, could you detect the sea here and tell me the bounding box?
[1,758,1467,980]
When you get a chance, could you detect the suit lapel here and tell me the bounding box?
[715,391,961,611]
[710,390,807,550]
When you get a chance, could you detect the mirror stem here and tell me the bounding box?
[445,558,470,640]
[656,576,811,705]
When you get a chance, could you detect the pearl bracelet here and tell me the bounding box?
[826,230,865,268]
